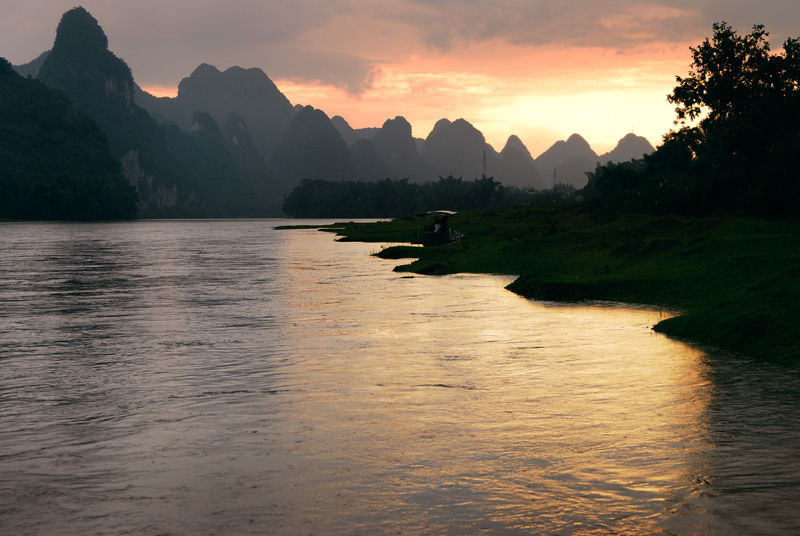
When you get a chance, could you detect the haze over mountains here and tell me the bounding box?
[10,7,655,217]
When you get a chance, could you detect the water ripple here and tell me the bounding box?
[1,220,799,535]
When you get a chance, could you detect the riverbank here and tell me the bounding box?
[318,205,799,361]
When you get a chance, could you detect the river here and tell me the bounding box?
[1,219,799,535]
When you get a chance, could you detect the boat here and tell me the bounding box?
[413,210,463,246]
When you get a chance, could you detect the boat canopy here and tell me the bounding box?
[414,210,462,245]
[419,210,458,217]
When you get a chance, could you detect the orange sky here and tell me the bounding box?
[6,0,800,157]
[140,38,689,156]
[265,44,688,155]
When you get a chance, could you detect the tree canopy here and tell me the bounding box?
[584,22,800,217]
[282,176,576,218]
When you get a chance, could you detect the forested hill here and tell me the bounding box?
[0,58,138,220]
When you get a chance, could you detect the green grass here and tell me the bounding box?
[313,206,800,361]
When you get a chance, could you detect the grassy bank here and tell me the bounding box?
[318,205,799,361]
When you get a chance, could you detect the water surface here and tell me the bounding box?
[1,220,799,535]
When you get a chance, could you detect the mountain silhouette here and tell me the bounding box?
[136,63,295,159]
[38,7,134,112]
[36,7,199,216]
[12,50,50,78]
[423,118,500,180]
[331,115,380,146]
[534,133,599,188]
[37,7,281,216]
[371,116,435,181]
[15,6,663,217]
[599,133,655,164]
[272,105,355,190]
[498,135,547,189]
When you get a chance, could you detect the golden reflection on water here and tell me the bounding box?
[4,221,798,535]
[275,234,715,534]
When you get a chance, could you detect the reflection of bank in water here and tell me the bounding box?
[413,210,464,246]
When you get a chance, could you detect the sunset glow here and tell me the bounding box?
[271,42,689,155]
[5,0,799,156]
[139,84,178,99]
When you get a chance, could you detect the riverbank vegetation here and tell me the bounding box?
[282,176,577,218]
[288,22,800,361]
[323,206,798,361]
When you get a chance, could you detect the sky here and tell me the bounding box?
[4,1,800,156]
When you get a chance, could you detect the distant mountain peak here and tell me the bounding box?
[533,133,598,188]
[188,63,221,78]
[501,135,532,158]
[331,115,350,127]
[12,50,50,78]
[38,6,134,108]
[374,116,418,161]
[566,133,591,148]
[428,118,452,139]
[178,64,280,98]
[599,133,655,164]
[52,7,108,55]
[379,116,413,137]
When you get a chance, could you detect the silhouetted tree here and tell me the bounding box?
[584,22,800,217]
[667,22,800,215]
[282,176,576,218]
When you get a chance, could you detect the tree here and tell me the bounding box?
[665,22,800,214]
[669,23,772,125]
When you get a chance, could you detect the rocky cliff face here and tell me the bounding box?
[36,7,196,216]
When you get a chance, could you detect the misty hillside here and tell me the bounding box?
[424,118,501,181]
[9,6,659,219]
[534,133,598,188]
[331,115,381,146]
[34,7,280,217]
[136,63,295,159]
[499,135,547,189]
[36,7,196,216]
[272,105,355,190]
[12,50,49,78]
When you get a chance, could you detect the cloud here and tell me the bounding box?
[2,0,379,94]
[4,0,800,99]
[378,0,800,53]
[257,46,382,96]
[394,0,703,51]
